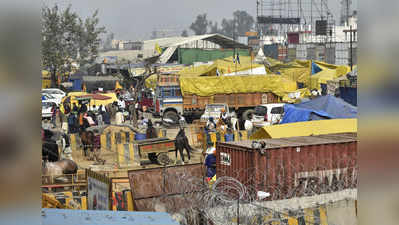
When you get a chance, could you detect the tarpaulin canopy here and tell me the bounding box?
[280,104,331,124]
[295,95,357,118]
[179,75,297,97]
[250,119,357,140]
[265,59,351,90]
[280,95,357,124]
[60,92,118,113]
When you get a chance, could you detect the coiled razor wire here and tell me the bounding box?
[146,159,358,225]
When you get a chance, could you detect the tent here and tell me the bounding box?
[280,104,331,124]
[250,119,357,140]
[295,95,357,118]
[280,95,357,124]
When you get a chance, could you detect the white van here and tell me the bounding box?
[251,103,285,128]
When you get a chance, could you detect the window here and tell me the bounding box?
[271,107,284,114]
[163,88,173,97]
[174,88,182,97]
[255,106,267,116]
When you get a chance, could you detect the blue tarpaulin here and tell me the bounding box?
[311,62,322,75]
[280,104,331,124]
[296,95,357,118]
[281,95,357,124]
[339,87,357,106]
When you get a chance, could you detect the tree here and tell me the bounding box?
[233,10,254,36]
[42,4,105,87]
[189,13,208,35]
[208,21,219,34]
[181,30,188,37]
[220,18,235,38]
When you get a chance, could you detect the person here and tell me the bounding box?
[72,103,78,113]
[60,131,72,160]
[204,142,216,183]
[205,117,216,133]
[220,108,229,124]
[244,114,254,134]
[59,109,68,133]
[97,111,104,126]
[92,129,104,164]
[84,112,96,126]
[146,120,158,139]
[115,109,124,125]
[67,113,77,134]
[102,110,111,125]
[63,102,71,115]
[50,103,57,128]
[128,102,135,124]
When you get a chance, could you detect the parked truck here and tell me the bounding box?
[154,75,288,123]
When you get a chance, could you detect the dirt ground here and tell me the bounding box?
[42,116,206,180]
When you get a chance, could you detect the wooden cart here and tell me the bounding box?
[133,137,175,165]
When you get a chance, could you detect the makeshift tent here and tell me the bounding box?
[250,119,357,139]
[280,95,357,124]
[60,92,118,113]
[280,104,331,124]
[265,59,350,90]
[179,75,297,97]
[295,95,357,118]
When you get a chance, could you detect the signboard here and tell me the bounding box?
[316,20,328,35]
[220,152,231,166]
[86,169,111,210]
[257,16,300,24]
[245,31,258,37]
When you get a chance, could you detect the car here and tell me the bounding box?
[42,93,61,105]
[200,103,236,123]
[42,101,54,119]
[251,103,285,128]
[42,88,66,101]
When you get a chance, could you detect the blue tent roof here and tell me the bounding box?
[295,95,357,118]
[280,95,357,124]
[280,104,331,124]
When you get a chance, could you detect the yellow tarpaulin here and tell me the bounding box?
[179,75,297,97]
[250,118,357,140]
[178,56,265,77]
[60,92,118,113]
[266,60,351,90]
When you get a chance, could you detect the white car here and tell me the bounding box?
[42,93,61,106]
[42,101,54,119]
[42,88,66,102]
[251,103,285,128]
[200,104,236,123]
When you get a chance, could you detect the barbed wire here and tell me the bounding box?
[141,159,358,225]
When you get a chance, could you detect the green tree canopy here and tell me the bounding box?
[189,13,208,35]
[42,4,105,87]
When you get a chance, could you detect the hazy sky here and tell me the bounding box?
[43,0,357,41]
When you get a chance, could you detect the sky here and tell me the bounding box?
[43,0,358,41]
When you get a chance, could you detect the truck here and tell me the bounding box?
[154,75,283,123]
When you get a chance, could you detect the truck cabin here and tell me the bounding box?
[155,84,182,114]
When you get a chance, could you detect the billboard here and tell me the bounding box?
[86,169,111,210]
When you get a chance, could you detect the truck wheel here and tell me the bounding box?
[242,109,255,121]
[163,111,179,124]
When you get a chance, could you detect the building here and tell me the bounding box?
[100,33,250,65]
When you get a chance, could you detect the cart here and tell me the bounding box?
[133,137,175,165]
